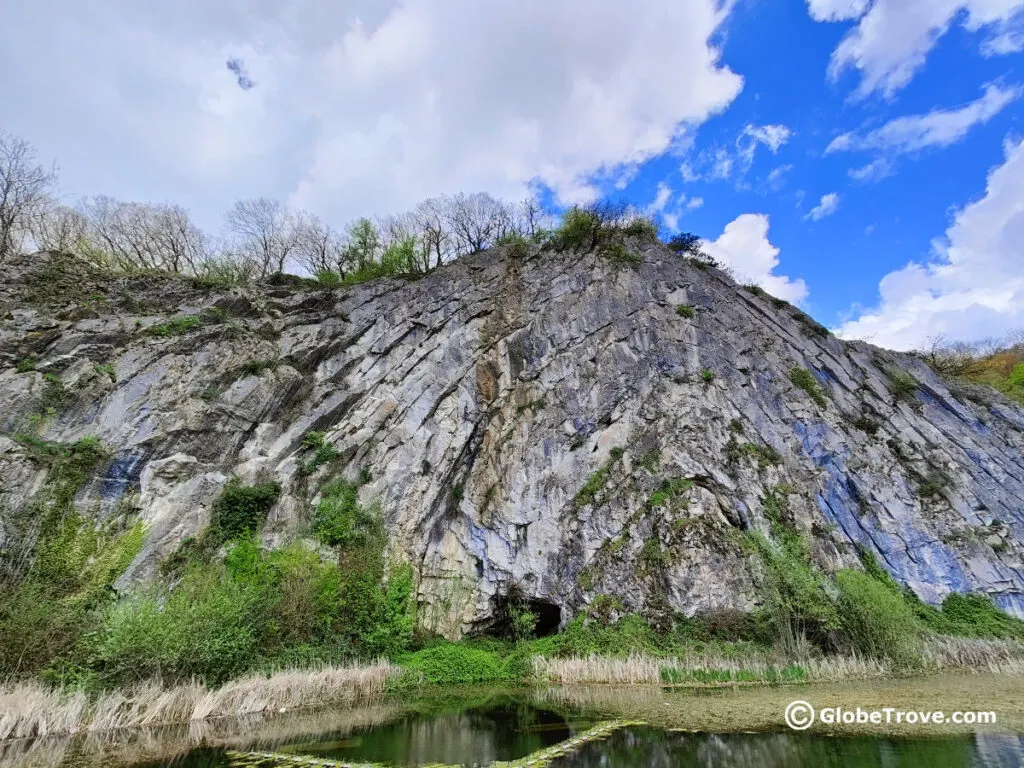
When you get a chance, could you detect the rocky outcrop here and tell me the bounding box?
[1,246,1023,637]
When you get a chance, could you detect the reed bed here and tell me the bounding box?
[0,661,400,743]
[531,652,892,685]
[922,635,1024,673]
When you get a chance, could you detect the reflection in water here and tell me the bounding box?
[547,727,1024,768]
[286,703,577,766]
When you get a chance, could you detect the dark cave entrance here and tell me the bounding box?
[489,592,562,639]
[528,599,562,638]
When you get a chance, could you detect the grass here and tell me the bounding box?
[888,368,919,402]
[701,368,715,383]
[0,662,399,741]
[573,447,625,508]
[145,315,203,337]
[675,304,696,319]
[789,366,828,408]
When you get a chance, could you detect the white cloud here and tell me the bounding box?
[650,185,701,231]
[848,157,893,183]
[806,0,870,21]
[811,0,1024,98]
[826,83,1020,154]
[680,161,701,182]
[0,0,743,230]
[647,181,673,214]
[742,124,793,153]
[838,138,1024,350]
[702,214,809,304]
[805,192,840,221]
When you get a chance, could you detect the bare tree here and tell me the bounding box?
[150,204,207,274]
[79,197,207,273]
[414,197,456,270]
[294,211,344,276]
[30,204,88,255]
[225,198,298,277]
[0,134,57,262]
[444,192,509,254]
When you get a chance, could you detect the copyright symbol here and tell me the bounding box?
[785,700,815,730]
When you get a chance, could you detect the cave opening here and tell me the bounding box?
[528,599,562,638]
[487,592,562,639]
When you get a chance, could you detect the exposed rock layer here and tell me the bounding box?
[1,247,1023,636]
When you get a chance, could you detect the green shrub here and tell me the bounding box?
[209,479,280,545]
[298,431,341,475]
[314,269,342,287]
[835,569,922,667]
[928,593,1024,639]
[789,367,828,408]
[312,480,375,549]
[400,643,509,685]
[85,565,264,686]
[676,304,696,319]
[701,369,715,383]
[16,356,36,373]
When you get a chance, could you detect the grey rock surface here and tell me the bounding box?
[1,247,1022,637]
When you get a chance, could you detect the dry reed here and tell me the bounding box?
[0,661,400,743]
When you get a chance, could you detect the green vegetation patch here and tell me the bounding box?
[298,430,342,476]
[789,367,828,408]
[145,315,203,337]
[574,447,625,508]
[887,368,919,402]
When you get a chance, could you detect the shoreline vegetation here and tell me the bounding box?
[4,631,1024,744]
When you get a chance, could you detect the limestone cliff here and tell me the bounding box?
[1,245,1023,637]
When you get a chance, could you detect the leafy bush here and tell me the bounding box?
[701,368,715,383]
[16,356,36,373]
[789,367,828,408]
[209,479,280,545]
[675,304,695,319]
[835,569,922,667]
[312,480,376,549]
[298,431,341,475]
[399,643,510,685]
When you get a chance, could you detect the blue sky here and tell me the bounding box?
[1,0,1023,349]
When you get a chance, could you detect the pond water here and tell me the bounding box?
[3,676,1023,768]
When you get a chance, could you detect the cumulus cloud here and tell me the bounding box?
[805,192,839,221]
[838,138,1024,350]
[826,83,1020,154]
[0,1,744,230]
[807,0,1024,98]
[806,0,870,21]
[702,214,809,304]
